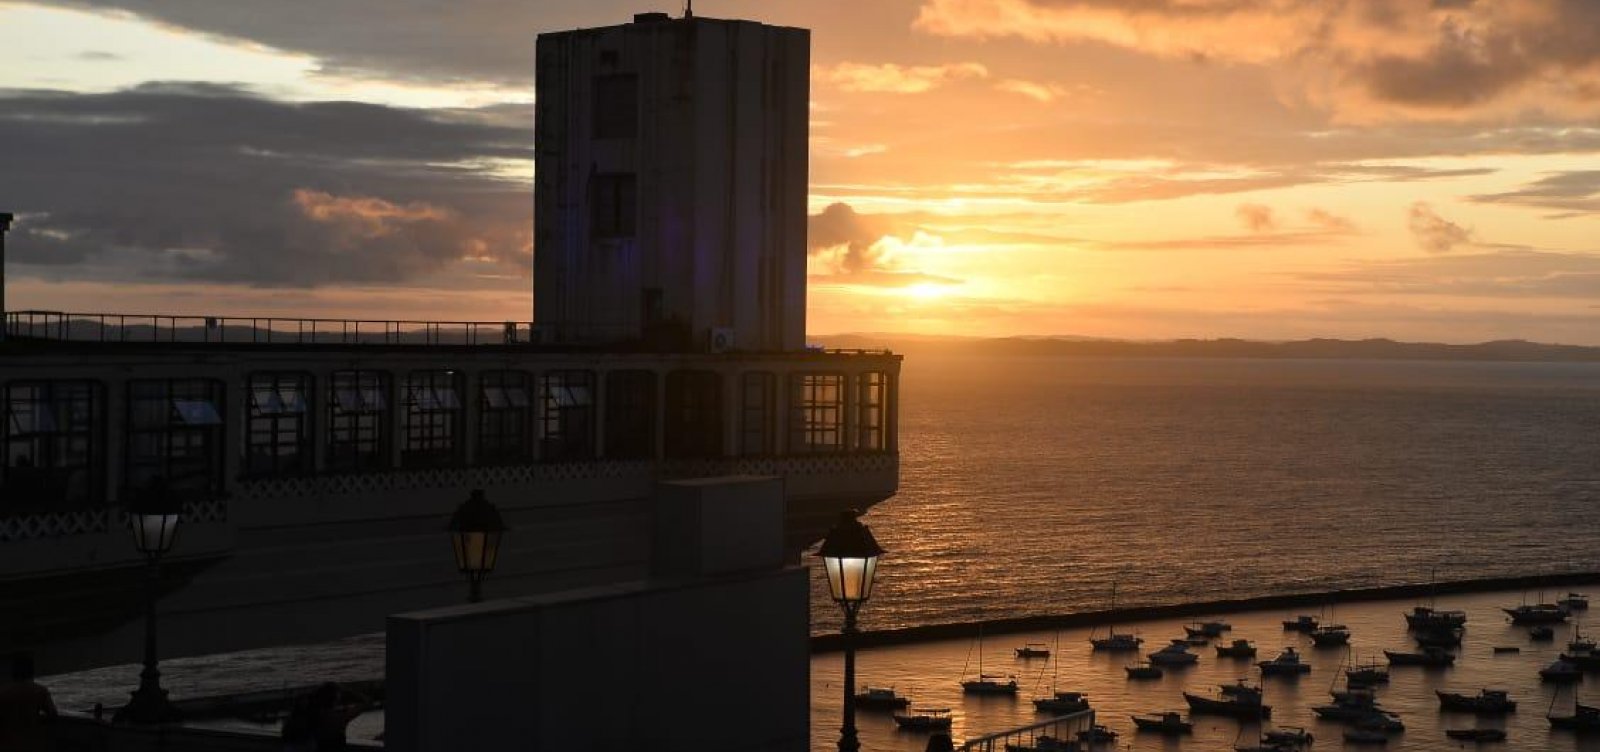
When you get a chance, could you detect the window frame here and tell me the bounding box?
[478,370,534,464]
[739,371,776,457]
[244,371,313,477]
[327,370,391,473]
[604,370,657,460]
[2,380,105,511]
[788,372,846,455]
[125,378,226,500]
[538,370,596,462]
[401,370,464,468]
[665,370,722,459]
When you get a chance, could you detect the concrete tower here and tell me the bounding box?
[533,12,809,352]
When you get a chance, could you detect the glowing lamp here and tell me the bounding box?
[816,509,884,607]
[449,489,507,602]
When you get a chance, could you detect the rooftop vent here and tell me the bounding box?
[633,12,670,23]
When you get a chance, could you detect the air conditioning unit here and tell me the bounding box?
[707,327,735,354]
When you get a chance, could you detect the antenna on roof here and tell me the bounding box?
[684,0,693,18]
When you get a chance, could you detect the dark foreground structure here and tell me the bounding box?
[1,11,897,751]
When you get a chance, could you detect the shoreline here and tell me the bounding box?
[809,570,1600,653]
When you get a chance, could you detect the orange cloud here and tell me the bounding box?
[292,189,453,238]
[913,0,1600,121]
[993,78,1068,103]
[814,61,989,94]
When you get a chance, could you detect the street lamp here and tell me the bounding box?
[816,509,884,752]
[117,478,182,724]
[449,489,506,603]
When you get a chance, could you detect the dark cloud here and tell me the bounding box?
[34,0,651,84]
[0,83,532,287]
[1471,170,1600,214]
[1407,202,1472,254]
[805,202,961,287]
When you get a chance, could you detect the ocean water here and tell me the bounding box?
[810,355,1600,635]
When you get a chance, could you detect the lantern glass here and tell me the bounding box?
[131,513,181,556]
[823,553,879,604]
[452,529,503,574]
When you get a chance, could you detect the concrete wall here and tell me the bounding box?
[386,476,809,752]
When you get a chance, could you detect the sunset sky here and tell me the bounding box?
[3,0,1600,342]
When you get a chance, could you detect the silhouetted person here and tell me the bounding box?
[0,653,58,752]
[282,683,368,752]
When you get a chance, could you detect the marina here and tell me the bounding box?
[810,586,1600,751]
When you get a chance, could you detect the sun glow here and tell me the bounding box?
[902,282,956,301]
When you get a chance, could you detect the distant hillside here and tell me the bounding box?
[813,334,1600,363]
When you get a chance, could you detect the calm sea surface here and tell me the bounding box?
[810,355,1600,634]
[48,356,1600,749]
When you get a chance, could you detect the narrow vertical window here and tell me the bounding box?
[402,371,463,467]
[604,370,656,460]
[538,370,595,462]
[665,370,722,459]
[856,372,887,451]
[328,370,389,472]
[740,372,775,456]
[245,372,312,476]
[479,371,533,463]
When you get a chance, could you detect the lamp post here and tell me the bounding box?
[117,479,183,724]
[816,509,884,752]
[449,489,506,603]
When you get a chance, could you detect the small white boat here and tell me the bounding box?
[854,685,910,710]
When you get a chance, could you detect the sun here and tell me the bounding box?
[903,282,953,301]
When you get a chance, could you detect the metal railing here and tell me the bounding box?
[3,310,898,354]
[960,711,1095,752]
[4,311,544,346]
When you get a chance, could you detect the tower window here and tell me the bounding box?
[590,173,637,239]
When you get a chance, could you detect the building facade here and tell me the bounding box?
[0,12,892,676]
[534,13,809,351]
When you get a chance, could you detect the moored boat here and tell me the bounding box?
[1131,711,1193,735]
[1032,690,1089,714]
[1089,581,1142,651]
[1259,646,1312,675]
[1569,623,1596,654]
[1148,641,1199,666]
[1004,735,1074,752]
[1310,624,1351,647]
[1216,639,1258,658]
[962,674,1020,695]
[1505,603,1570,624]
[1562,652,1600,671]
[1561,592,1590,611]
[1405,605,1467,630]
[1445,728,1507,742]
[893,707,953,731]
[1541,659,1584,684]
[855,686,911,710]
[1184,620,1229,637]
[1184,681,1271,719]
[1436,688,1516,714]
[1531,625,1555,641]
[1493,646,1521,654]
[1125,661,1163,679]
[1346,659,1390,686]
[1262,726,1314,747]
[1014,642,1051,659]
[1548,701,1600,733]
[1385,646,1456,666]
[1283,614,1319,632]
[1076,724,1118,744]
